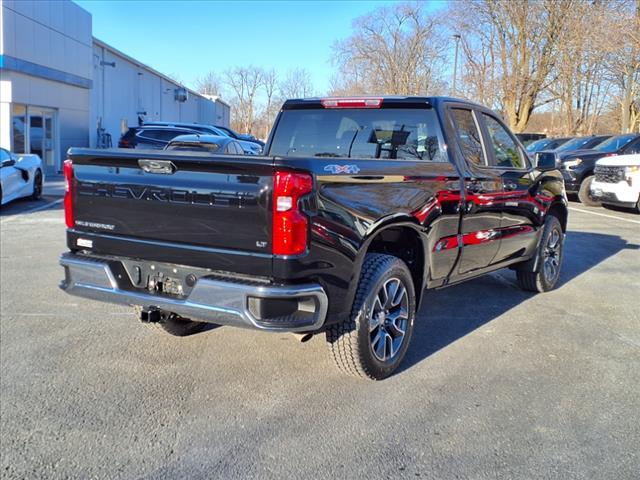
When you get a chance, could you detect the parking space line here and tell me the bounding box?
[0,199,63,225]
[568,207,640,225]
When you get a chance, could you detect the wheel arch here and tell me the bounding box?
[356,217,428,308]
[547,200,568,232]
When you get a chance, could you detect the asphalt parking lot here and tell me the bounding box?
[1,193,639,479]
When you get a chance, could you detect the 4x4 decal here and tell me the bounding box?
[323,164,360,174]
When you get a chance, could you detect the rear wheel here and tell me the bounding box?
[326,254,416,380]
[31,170,43,200]
[577,175,601,206]
[516,215,564,293]
[134,306,208,337]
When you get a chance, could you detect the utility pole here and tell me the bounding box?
[451,34,461,97]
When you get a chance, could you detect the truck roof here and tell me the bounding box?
[282,96,486,110]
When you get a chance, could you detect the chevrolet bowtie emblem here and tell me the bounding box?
[138,159,177,174]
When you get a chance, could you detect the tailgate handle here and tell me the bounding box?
[138,159,177,175]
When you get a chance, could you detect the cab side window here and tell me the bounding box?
[623,139,640,155]
[451,108,485,166]
[482,114,527,169]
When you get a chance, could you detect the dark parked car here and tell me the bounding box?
[60,96,568,380]
[215,125,265,148]
[553,135,611,153]
[164,134,244,155]
[525,137,572,154]
[559,133,640,205]
[144,122,262,155]
[515,133,546,145]
[118,126,200,149]
[534,135,611,169]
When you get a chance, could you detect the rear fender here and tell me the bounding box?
[349,215,428,309]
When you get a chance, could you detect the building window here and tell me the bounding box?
[10,104,58,173]
[12,104,27,153]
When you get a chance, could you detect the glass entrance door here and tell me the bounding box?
[28,108,57,175]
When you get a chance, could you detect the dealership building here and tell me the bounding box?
[0,0,230,174]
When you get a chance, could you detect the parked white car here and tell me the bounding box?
[0,148,44,205]
[590,153,640,213]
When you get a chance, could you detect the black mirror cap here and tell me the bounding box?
[535,151,559,171]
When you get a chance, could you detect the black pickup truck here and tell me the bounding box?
[60,96,568,380]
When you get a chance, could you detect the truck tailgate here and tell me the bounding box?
[67,148,274,275]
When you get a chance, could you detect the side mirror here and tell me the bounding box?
[1,159,16,168]
[535,152,558,171]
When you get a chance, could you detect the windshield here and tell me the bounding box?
[269,108,447,161]
[555,137,590,152]
[594,134,637,153]
[525,139,552,152]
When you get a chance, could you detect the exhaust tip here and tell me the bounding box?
[291,332,313,343]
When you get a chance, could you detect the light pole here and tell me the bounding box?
[451,34,461,97]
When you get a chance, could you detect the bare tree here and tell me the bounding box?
[224,67,264,134]
[550,1,614,135]
[331,2,447,96]
[449,0,575,132]
[456,28,501,108]
[262,68,279,139]
[606,0,640,133]
[279,68,314,99]
[195,71,221,96]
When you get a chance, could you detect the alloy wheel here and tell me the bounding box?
[543,228,562,282]
[369,277,409,362]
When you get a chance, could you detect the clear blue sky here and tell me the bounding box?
[76,0,447,96]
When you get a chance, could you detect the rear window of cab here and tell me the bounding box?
[269,108,447,162]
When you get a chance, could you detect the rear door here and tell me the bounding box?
[447,106,503,275]
[477,113,538,264]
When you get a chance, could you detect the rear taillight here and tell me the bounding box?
[321,97,383,109]
[63,159,74,228]
[272,171,313,255]
[118,138,131,148]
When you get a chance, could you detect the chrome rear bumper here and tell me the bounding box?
[59,253,328,332]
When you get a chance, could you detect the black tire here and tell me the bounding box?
[326,254,416,380]
[31,170,43,200]
[635,195,640,214]
[516,215,564,293]
[134,306,208,337]
[577,175,601,206]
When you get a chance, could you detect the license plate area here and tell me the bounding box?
[147,272,184,296]
[118,259,212,298]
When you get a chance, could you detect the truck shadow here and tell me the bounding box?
[399,231,639,374]
[0,196,64,217]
